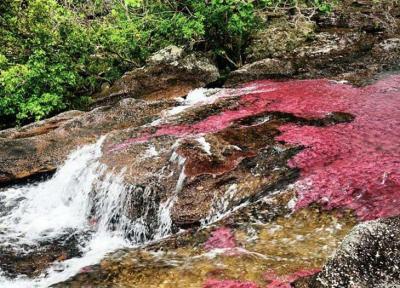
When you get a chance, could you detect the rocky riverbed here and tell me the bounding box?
[0,1,399,287]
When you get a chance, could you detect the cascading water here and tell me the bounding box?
[0,88,247,288]
[0,136,180,287]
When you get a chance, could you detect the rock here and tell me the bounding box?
[229,28,374,86]
[245,18,315,61]
[100,75,400,231]
[53,206,356,287]
[226,58,295,85]
[293,30,366,59]
[100,109,302,230]
[228,0,400,87]
[0,110,84,140]
[0,99,176,184]
[291,29,374,79]
[372,38,400,63]
[92,45,220,106]
[314,0,400,35]
[146,45,185,65]
[0,231,83,278]
[314,216,400,287]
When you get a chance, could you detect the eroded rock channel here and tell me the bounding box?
[0,74,399,287]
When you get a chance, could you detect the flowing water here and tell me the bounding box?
[0,88,227,287]
[1,76,398,287]
[0,89,226,287]
[0,137,179,287]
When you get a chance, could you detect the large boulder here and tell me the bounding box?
[0,46,220,185]
[92,46,220,107]
[245,18,315,62]
[313,217,400,287]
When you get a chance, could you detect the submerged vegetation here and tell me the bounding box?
[0,0,334,125]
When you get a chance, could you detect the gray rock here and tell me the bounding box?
[146,45,186,66]
[315,217,400,287]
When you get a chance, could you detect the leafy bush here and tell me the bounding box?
[0,0,95,124]
[0,0,335,126]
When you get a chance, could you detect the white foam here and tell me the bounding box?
[151,88,221,125]
[0,138,106,245]
[143,145,159,158]
[196,136,212,155]
[0,136,181,287]
[201,184,238,225]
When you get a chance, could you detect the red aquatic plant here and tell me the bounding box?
[204,227,236,251]
[264,268,320,287]
[203,279,259,288]
[112,76,400,220]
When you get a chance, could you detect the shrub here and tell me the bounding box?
[0,0,335,126]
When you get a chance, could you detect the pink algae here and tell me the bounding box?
[264,269,321,288]
[202,269,319,288]
[265,77,400,221]
[113,76,400,220]
[204,227,236,251]
[203,279,259,288]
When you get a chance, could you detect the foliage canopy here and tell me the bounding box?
[0,0,333,126]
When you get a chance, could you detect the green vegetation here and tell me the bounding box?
[0,0,334,126]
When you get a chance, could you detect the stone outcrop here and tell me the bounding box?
[313,217,400,287]
[0,99,176,184]
[245,18,315,61]
[0,46,220,185]
[1,3,400,286]
[227,58,295,84]
[92,45,220,107]
[98,75,400,230]
[227,0,400,86]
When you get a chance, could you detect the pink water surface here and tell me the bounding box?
[264,268,321,287]
[204,227,237,251]
[113,76,400,220]
[203,279,259,288]
[264,77,400,220]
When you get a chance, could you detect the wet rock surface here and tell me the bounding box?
[0,231,85,278]
[1,73,399,286]
[0,99,176,184]
[101,76,400,223]
[49,74,400,287]
[53,203,356,287]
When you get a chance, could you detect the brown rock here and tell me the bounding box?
[92,46,220,107]
[0,99,177,184]
[226,58,295,86]
[227,0,400,87]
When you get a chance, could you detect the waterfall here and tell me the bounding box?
[0,136,178,287]
[0,88,242,288]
